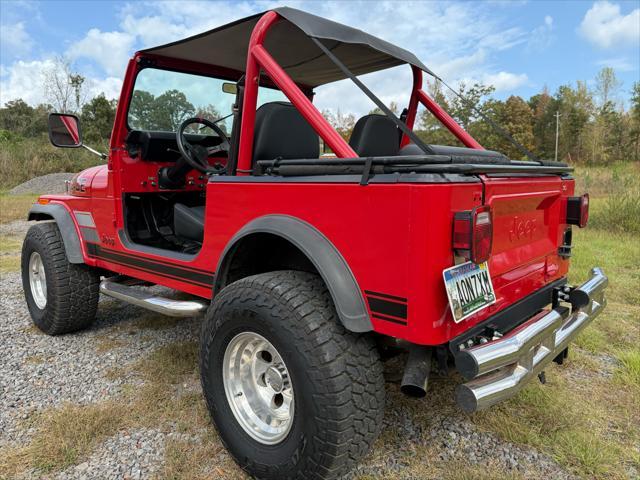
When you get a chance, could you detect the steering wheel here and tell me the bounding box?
[176,117,230,174]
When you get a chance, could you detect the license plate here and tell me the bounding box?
[443,261,496,323]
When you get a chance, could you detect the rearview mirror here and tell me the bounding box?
[48,113,82,148]
[222,82,237,95]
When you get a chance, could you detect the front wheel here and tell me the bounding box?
[200,271,385,480]
[21,222,100,335]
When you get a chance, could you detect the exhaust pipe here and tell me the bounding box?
[401,345,432,397]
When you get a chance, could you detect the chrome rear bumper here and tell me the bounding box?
[455,267,607,413]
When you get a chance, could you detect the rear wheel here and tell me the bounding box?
[21,222,100,335]
[200,271,385,480]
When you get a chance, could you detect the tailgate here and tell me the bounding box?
[482,175,568,307]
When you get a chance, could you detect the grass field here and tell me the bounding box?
[0,163,638,479]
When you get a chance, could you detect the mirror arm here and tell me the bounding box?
[82,144,108,160]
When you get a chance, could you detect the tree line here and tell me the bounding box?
[324,67,639,163]
[1,58,638,164]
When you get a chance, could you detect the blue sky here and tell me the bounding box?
[1,0,638,115]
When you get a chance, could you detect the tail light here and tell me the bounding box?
[453,205,493,264]
[566,194,589,228]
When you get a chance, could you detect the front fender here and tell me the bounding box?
[28,203,84,263]
[216,215,372,333]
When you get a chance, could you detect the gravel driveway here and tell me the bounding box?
[0,222,577,480]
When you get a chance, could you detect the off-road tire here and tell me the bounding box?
[200,270,385,480]
[21,222,100,335]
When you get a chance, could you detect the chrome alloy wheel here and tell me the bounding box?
[222,332,294,444]
[28,251,47,309]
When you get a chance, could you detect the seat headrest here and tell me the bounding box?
[252,102,319,165]
[349,114,400,157]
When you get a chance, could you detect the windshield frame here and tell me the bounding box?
[124,60,291,134]
[125,65,240,134]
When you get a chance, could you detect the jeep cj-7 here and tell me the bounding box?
[22,7,608,480]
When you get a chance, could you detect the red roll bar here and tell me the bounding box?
[404,66,484,150]
[237,12,356,175]
[237,12,482,175]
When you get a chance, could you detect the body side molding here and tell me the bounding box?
[28,203,84,263]
[215,214,372,332]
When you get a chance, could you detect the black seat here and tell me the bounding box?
[349,114,400,157]
[174,204,205,243]
[252,101,319,168]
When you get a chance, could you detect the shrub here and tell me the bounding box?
[0,137,103,190]
[589,186,640,235]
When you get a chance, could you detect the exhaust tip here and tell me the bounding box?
[455,385,479,414]
[400,383,427,398]
[400,345,432,398]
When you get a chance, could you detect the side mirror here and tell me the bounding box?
[48,113,82,148]
[222,82,238,95]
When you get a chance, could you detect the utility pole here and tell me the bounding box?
[554,111,561,162]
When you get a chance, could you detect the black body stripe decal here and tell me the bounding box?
[365,289,408,324]
[367,297,407,319]
[98,245,214,274]
[371,313,408,326]
[86,243,214,287]
[94,255,207,287]
[364,290,407,303]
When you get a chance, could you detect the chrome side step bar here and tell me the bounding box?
[99,279,207,317]
[454,267,608,413]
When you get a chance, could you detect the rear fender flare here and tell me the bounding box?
[215,215,372,332]
[28,203,84,264]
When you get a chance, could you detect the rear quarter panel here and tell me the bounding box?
[204,179,482,344]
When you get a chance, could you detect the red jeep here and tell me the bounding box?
[23,7,607,480]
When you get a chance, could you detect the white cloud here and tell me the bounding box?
[118,0,263,48]
[86,76,123,100]
[481,71,529,91]
[527,15,554,51]
[315,66,413,116]
[0,58,122,107]
[310,1,529,114]
[0,59,55,105]
[579,1,640,49]
[430,50,488,81]
[1,0,533,114]
[596,57,636,72]
[66,29,135,76]
[0,22,34,60]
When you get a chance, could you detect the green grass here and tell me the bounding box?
[0,233,23,274]
[475,374,633,478]
[0,402,128,475]
[616,350,640,389]
[135,341,199,385]
[570,228,640,306]
[574,162,640,235]
[0,340,213,478]
[0,136,103,190]
[589,191,640,235]
[573,162,639,199]
[0,194,38,223]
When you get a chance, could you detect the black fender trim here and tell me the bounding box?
[215,215,372,333]
[28,204,84,263]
